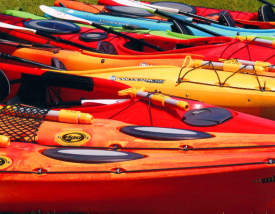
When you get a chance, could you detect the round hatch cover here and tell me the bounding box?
[42,148,144,163]
[120,126,212,140]
[80,32,108,42]
[183,107,233,127]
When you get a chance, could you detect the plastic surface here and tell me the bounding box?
[0,69,10,101]
[120,126,212,140]
[43,148,144,163]
[80,32,107,42]
[183,107,233,127]
[24,19,80,34]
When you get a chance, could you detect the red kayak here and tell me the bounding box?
[98,0,275,29]
[2,61,275,134]
[0,106,275,213]
[1,14,275,64]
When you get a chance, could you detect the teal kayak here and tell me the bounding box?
[45,6,275,38]
[4,9,275,41]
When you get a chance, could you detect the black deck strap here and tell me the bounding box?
[24,19,80,34]
[0,69,10,102]
[120,126,212,140]
[51,58,67,70]
[151,1,196,14]
[183,107,233,127]
[42,148,144,163]
[106,5,153,17]
[79,32,108,42]
[258,4,275,21]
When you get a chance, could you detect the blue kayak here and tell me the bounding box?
[46,7,172,31]
[167,12,275,37]
[47,7,275,37]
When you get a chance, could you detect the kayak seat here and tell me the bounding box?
[218,11,235,27]
[124,40,144,52]
[258,4,275,21]
[9,72,94,107]
[183,107,233,127]
[51,58,67,70]
[151,1,197,14]
[171,19,194,35]
[97,41,118,54]
[0,69,10,102]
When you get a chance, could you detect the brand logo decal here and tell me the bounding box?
[55,131,91,146]
[109,76,164,84]
[0,156,12,170]
[255,175,275,184]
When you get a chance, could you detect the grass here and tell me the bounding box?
[1,0,274,15]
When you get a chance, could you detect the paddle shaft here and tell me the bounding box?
[178,10,221,24]
[155,10,223,36]
[91,22,164,51]
[0,52,64,70]
[36,30,106,53]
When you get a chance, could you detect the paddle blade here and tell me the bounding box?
[0,21,36,33]
[112,0,179,13]
[39,5,92,25]
[112,0,155,12]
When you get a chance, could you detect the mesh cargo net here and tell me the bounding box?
[0,104,49,143]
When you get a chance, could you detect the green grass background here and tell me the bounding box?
[1,0,275,15]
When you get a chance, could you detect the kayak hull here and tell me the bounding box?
[0,142,275,213]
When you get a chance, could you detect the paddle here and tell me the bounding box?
[40,5,164,51]
[112,0,223,36]
[0,52,65,71]
[258,0,275,8]
[112,0,222,25]
[0,21,103,53]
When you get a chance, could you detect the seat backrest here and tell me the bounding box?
[218,11,235,27]
[51,57,67,70]
[258,4,275,21]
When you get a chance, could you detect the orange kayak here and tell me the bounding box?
[0,104,275,213]
[3,61,275,135]
[0,41,204,70]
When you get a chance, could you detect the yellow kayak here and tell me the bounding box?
[60,57,275,119]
